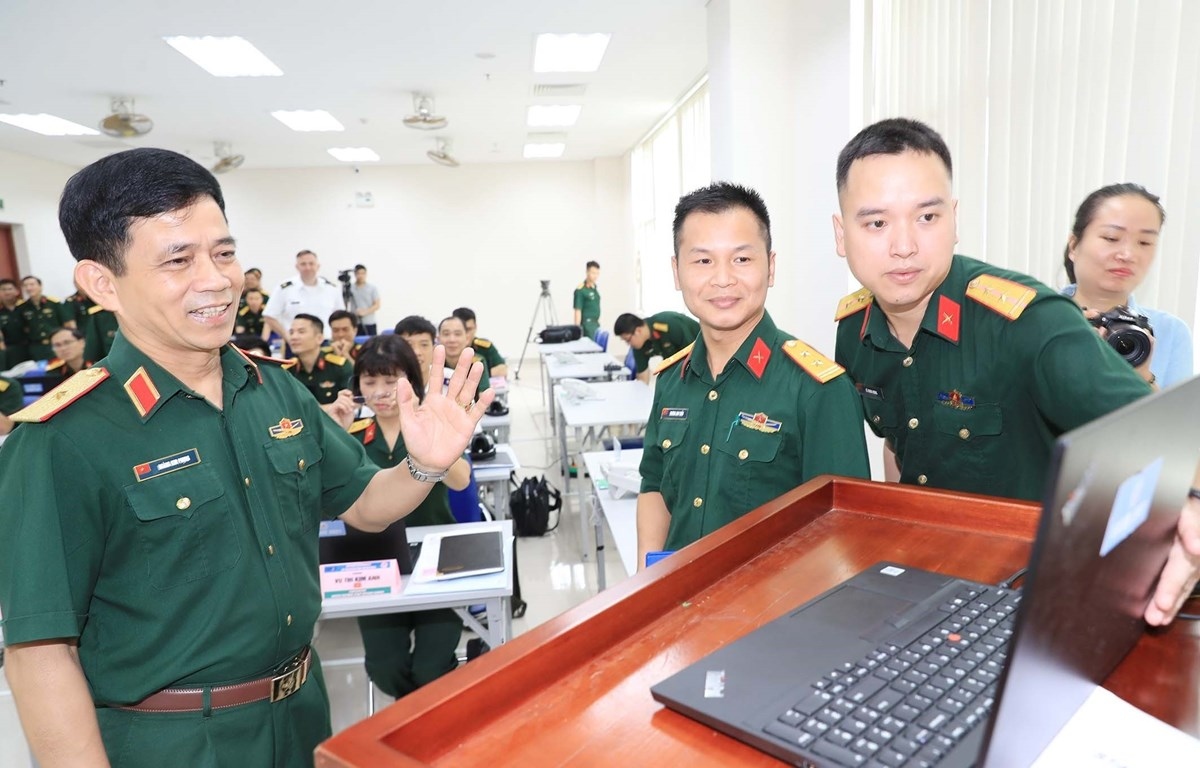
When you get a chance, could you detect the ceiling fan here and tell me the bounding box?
[210,141,245,173]
[99,97,153,138]
[403,93,448,130]
[426,137,459,167]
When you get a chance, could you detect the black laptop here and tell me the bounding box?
[318,518,419,575]
[651,375,1200,767]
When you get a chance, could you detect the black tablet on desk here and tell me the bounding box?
[435,530,504,580]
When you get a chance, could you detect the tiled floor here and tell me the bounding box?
[0,353,630,765]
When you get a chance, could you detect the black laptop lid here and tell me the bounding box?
[980,375,1200,767]
[318,518,414,574]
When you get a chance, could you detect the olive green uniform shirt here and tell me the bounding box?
[835,255,1151,501]
[443,353,492,400]
[471,337,505,373]
[0,375,23,414]
[0,305,15,369]
[9,295,73,362]
[0,333,379,764]
[237,306,266,337]
[289,352,353,404]
[239,289,270,309]
[639,311,870,551]
[632,311,701,374]
[573,282,601,338]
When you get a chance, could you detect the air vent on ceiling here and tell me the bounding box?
[531,84,587,98]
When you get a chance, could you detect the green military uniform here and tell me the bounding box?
[239,289,270,310]
[639,311,870,551]
[320,342,361,361]
[0,304,15,370]
[348,417,461,697]
[65,291,92,326]
[289,352,353,405]
[471,337,505,373]
[834,254,1151,501]
[0,333,380,767]
[9,295,73,362]
[83,303,119,361]
[45,357,94,381]
[237,305,266,337]
[573,282,601,339]
[0,375,23,415]
[442,353,491,400]
[631,311,701,375]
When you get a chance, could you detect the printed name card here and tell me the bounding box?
[320,559,402,599]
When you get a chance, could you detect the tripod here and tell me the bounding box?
[340,277,360,330]
[514,280,557,380]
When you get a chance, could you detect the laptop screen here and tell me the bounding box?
[318,518,415,574]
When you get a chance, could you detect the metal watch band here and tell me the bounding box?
[405,455,448,483]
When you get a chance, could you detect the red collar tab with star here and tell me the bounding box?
[747,337,771,379]
[937,295,961,343]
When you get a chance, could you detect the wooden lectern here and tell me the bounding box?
[316,477,1200,767]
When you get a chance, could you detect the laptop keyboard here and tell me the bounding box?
[762,585,1021,767]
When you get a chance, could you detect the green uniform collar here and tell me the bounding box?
[860,256,968,351]
[686,310,778,381]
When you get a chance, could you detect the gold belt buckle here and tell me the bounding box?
[269,656,308,702]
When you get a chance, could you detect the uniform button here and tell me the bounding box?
[738,449,749,460]
[297,459,306,471]
[958,428,971,440]
[267,544,276,556]
[693,497,703,508]
[707,390,718,401]
[872,415,881,424]
[700,444,710,455]
[244,477,252,487]
[661,439,672,449]
[176,497,191,510]
[902,356,914,367]
[286,614,293,626]
[917,474,929,485]
[908,418,919,429]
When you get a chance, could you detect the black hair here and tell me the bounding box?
[613,313,644,337]
[672,182,772,257]
[328,309,358,327]
[1063,183,1166,283]
[243,288,264,298]
[438,315,465,333]
[354,264,366,272]
[244,267,262,276]
[21,275,42,285]
[835,118,953,193]
[50,326,86,343]
[452,306,476,324]
[353,335,426,403]
[293,313,324,334]
[58,148,226,276]
[232,334,271,355]
[586,260,600,270]
[394,315,436,339]
[0,278,18,288]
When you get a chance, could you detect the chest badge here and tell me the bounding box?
[270,417,305,439]
[937,390,976,410]
[738,411,782,434]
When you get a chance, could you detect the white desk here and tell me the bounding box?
[478,411,512,443]
[536,338,604,410]
[542,352,629,426]
[581,448,643,590]
[554,380,653,562]
[471,443,520,520]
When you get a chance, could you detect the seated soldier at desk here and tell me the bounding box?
[395,315,438,389]
[326,309,363,361]
[615,311,701,383]
[45,327,93,380]
[287,313,353,405]
[234,287,266,337]
[453,306,507,378]
[438,315,490,400]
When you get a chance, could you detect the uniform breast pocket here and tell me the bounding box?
[655,419,690,499]
[861,395,900,437]
[124,464,241,589]
[264,435,325,537]
[715,425,785,505]
[931,403,1004,473]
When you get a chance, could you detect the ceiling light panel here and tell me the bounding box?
[0,113,99,136]
[328,147,380,162]
[523,143,566,159]
[527,105,582,127]
[164,36,283,77]
[533,33,611,73]
[271,110,345,132]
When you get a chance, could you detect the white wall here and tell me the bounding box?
[0,149,78,296]
[218,157,632,359]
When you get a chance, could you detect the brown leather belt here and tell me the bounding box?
[120,646,311,713]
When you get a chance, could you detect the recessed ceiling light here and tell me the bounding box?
[533,33,611,73]
[0,113,99,136]
[328,147,380,162]
[271,110,345,132]
[523,143,565,159]
[164,36,283,77]
[527,105,582,127]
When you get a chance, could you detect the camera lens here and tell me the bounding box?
[1108,328,1152,368]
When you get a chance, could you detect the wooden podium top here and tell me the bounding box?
[316,477,1200,767]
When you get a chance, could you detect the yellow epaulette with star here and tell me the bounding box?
[11,367,109,423]
[654,342,694,374]
[782,338,845,384]
[966,274,1037,321]
[87,304,105,315]
[834,287,873,321]
[652,322,669,332]
[45,295,61,303]
[474,337,492,349]
[323,352,348,367]
[238,306,249,316]
[348,418,373,434]
[0,379,9,393]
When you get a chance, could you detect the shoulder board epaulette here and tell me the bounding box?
[348,418,374,434]
[782,339,845,384]
[45,295,61,303]
[474,337,492,348]
[966,275,1037,321]
[46,358,65,371]
[652,322,670,332]
[238,348,296,369]
[87,304,105,315]
[0,379,9,392]
[14,299,27,307]
[576,282,586,290]
[278,280,293,289]
[238,306,250,316]
[323,352,348,366]
[654,342,695,374]
[834,287,873,321]
[11,367,109,423]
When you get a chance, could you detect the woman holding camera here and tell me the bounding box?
[1062,183,1193,388]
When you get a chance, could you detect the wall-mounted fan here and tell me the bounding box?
[99,97,153,138]
[403,93,448,130]
[426,137,458,167]
[210,142,245,173]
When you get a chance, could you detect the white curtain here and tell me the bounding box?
[862,0,1199,336]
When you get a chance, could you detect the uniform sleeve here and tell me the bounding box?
[0,425,107,645]
[0,377,25,415]
[573,288,584,311]
[632,346,651,374]
[638,387,665,493]
[799,374,870,481]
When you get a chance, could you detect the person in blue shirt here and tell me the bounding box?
[1062,183,1193,388]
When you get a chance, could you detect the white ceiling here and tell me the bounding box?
[0,0,707,170]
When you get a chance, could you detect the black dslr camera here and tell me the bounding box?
[1088,306,1154,367]
[337,269,353,284]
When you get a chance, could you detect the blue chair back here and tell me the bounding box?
[595,329,610,351]
[447,459,484,523]
[624,347,635,373]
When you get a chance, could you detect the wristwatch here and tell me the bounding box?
[405,455,448,483]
